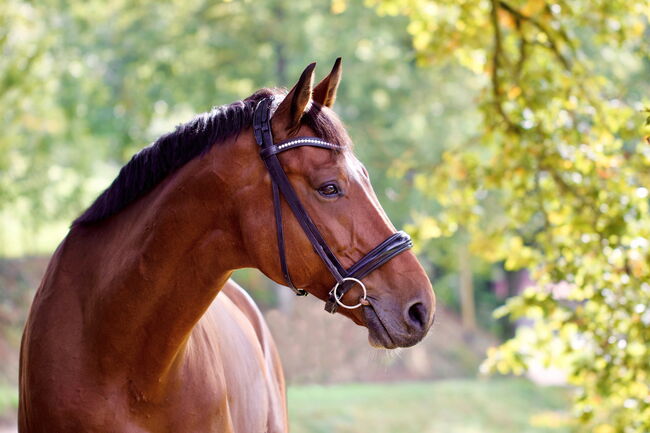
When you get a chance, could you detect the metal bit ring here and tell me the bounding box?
[330,277,367,310]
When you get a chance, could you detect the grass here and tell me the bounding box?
[288,378,573,433]
[0,378,572,432]
[0,384,18,422]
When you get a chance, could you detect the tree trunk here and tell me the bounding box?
[458,238,477,337]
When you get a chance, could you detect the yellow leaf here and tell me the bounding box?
[507,86,522,99]
[331,0,347,14]
[419,217,442,239]
[522,0,545,16]
[594,425,615,433]
[548,211,564,225]
[627,341,646,358]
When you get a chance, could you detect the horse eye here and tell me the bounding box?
[318,183,340,197]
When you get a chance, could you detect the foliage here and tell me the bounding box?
[1,0,500,373]
[366,0,650,430]
[0,383,18,422]
[0,378,569,430]
[0,0,481,258]
[289,378,571,433]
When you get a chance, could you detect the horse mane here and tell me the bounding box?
[72,88,348,227]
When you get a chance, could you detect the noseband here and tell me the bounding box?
[253,98,413,313]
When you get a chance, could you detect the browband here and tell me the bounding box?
[253,97,413,313]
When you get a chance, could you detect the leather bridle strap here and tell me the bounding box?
[271,180,304,295]
[254,98,346,295]
[261,135,347,280]
[253,97,413,313]
[323,231,412,313]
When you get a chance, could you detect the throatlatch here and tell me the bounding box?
[253,97,413,313]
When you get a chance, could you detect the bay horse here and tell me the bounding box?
[19,60,436,432]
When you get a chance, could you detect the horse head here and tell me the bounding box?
[235,60,436,348]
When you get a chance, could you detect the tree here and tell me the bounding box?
[367,0,650,430]
[2,0,485,260]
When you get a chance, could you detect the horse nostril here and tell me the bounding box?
[405,301,428,332]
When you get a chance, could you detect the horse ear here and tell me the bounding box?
[313,57,342,108]
[273,62,316,135]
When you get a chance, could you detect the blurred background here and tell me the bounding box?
[1,0,648,432]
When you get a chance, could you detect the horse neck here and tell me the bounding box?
[65,136,249,389]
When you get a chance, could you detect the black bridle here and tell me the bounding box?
[253,97,413,313]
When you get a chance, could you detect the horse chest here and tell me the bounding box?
[126,294,283,433]
[20,284,286,433]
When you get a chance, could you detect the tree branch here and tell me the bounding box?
[498,0,572,71]
[497,1,606,127]
[489,0,520,133]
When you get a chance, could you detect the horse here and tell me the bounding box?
[19,59,436,433]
